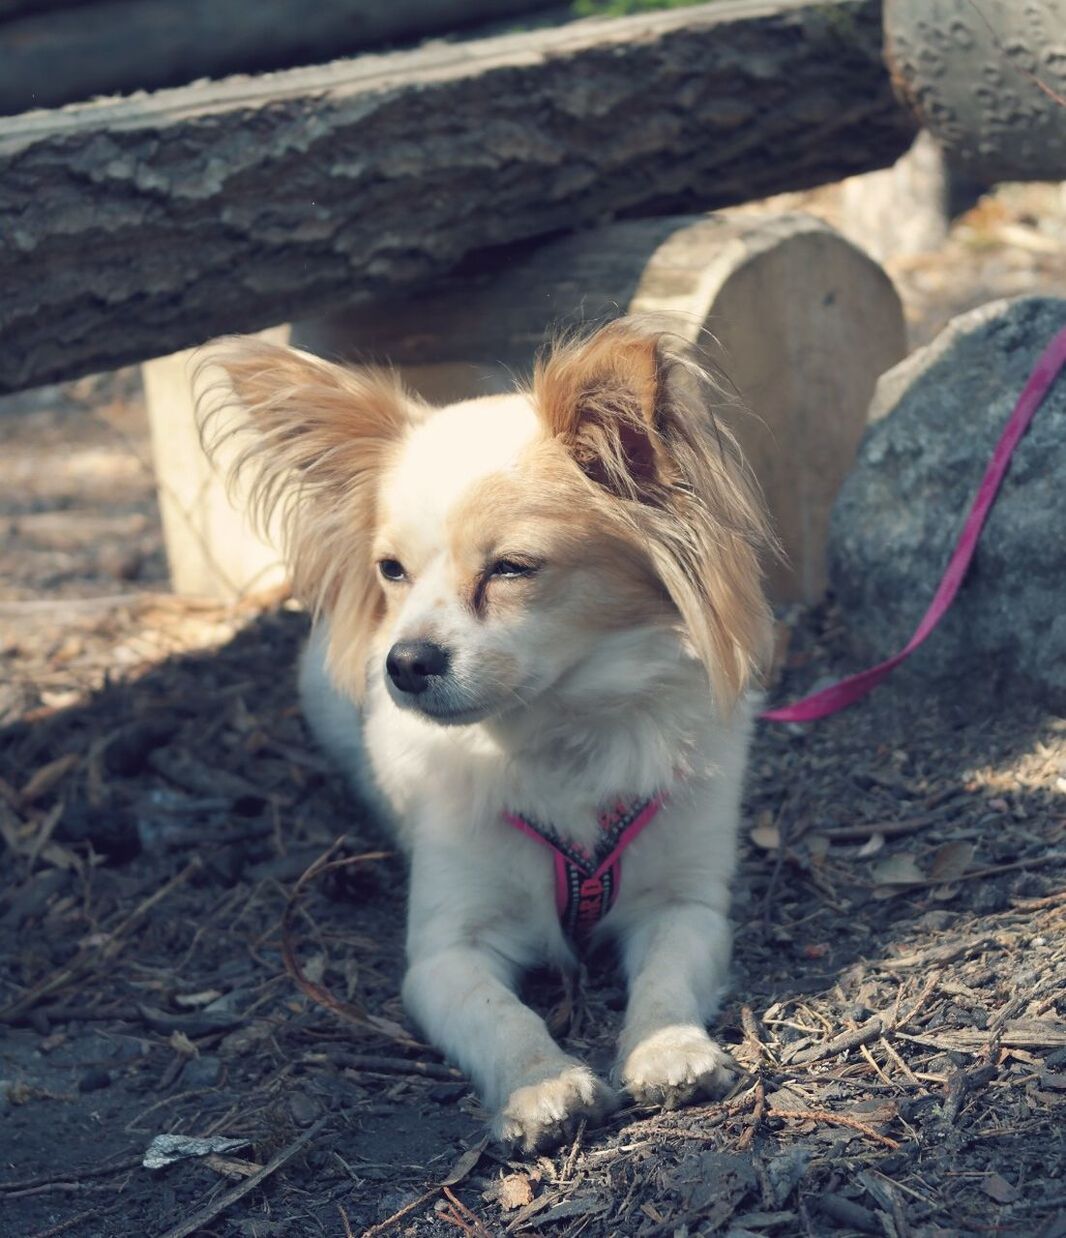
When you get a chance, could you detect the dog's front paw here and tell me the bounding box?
[620,1025,737,1109]
[495,1062,616,1154]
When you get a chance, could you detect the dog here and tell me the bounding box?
[199,318,774,1152]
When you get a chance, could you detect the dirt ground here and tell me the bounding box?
[1,182,1064,1237]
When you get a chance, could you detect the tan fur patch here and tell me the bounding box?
[446,441,675,635]
[196,338,419,695]
[531,320,775,712]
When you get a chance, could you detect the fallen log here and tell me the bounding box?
[0,0,563,116]
[0,0,915,394]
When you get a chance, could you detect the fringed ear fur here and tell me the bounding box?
[194,338,415,692]
[533,318,775,712]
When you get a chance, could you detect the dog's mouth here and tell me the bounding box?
[384,680,500,727]
[413,700,496,727]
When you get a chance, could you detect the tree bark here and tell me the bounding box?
[0,0,914,395]
[0,0,564,116]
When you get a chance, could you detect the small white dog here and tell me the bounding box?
[201,318,773,1152]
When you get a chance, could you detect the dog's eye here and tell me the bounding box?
[378,559,407,582]
[490,559,537,579]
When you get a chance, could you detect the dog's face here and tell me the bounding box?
[199,319,773,719]
[370,394,676,723]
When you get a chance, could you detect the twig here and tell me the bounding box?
[27,1203,124,1238]
[736,1006,768,1150]
[897,972,942,1030]
[819,812,950,842]
[942,1063,998,1125]
[0,1155,142,1194]
[338,1203,355,1238]
[329,1052,461,1082]
[737,1077,765,1151]
[4,1182,127,1200]
[789,1016,883,1066]
[560,1118,587,1182]
[1011,889,1066,911]
[25,800,65,868]
[880,1036,921,1087]
[859,1041,894,1086]
[740,1004,771,1066]
[760,808,791,920]
[202,1154,263,1179]
[280,839,411,1046]
[124,1088,214,1135]
[157,1115,329,1238]
[620,1089,755,1138]
[980,994,1027,1065]
[0,858,202,1022]
[440,1186,492,1237]
[632,1126,730,1143]
[361,1187,439,1237]
[767,1106,901,1150]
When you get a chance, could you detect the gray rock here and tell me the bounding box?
[829,295,1066,709]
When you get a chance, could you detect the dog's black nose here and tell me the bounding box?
[386,640,450,695]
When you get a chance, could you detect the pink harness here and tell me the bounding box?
[504,797,664,947]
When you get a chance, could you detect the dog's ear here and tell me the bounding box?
[536,319,775,713]
[533,321,673,500]
[195,338,414,689]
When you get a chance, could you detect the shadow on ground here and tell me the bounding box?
[0,604,1063,1237]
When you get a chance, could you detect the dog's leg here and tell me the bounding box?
[403,943,616,1152]
[616,901,737,1108]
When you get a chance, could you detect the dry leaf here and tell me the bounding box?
[169,1030,199,1057]
[981,1172,1016,1203]
[497,1172,536,1210]
[871,852,925,886]
[856,832,886,858]
[39,689,82,710]
[750,824,781,851]
[174,989,224,1008]
[440,1138,487,1187]
[19,753,79,805]
[38,841,83,872]
[26,801,64,866]
[929,841,974,882]
[143,1134,251,1170]
[931,882,961,902]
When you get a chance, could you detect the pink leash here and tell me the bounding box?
[761,324,1066,724]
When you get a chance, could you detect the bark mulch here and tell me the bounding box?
[1,593,1063,1237]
